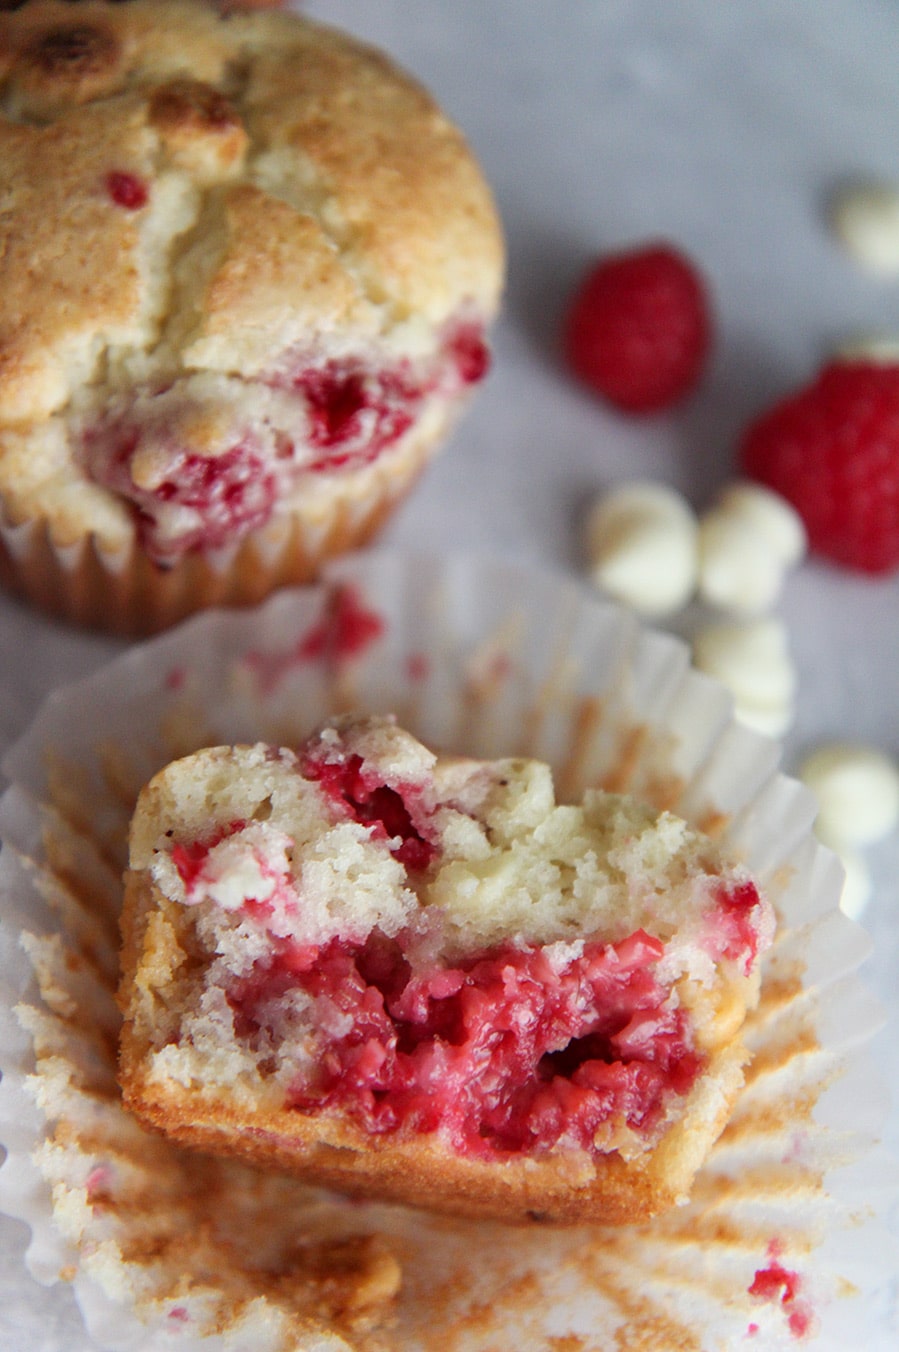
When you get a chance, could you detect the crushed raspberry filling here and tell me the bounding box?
[703,879,764,975]
[86,429,278,563]
[296,363,420,472]
[228,927,704,1157]
[289,318,491,473]
[142,445,278,556]
[83,318,488,559]
[302,751,435,871]
[445,321,491,385]
[171,819,247,895]
[175,767,762,1158]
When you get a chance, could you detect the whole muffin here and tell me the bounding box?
[0,1,504,632]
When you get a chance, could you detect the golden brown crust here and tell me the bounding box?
[148,76,249,176]
[0,2,502,627]
[182,185,371,371]
[118,1042,748,1227]
[241,33,503,321]
[0,98,153,423]
[0,0,503,426]
[4,12,128,110]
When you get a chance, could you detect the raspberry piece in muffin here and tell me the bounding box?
[118,715,774,1224]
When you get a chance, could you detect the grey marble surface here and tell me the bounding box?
[1,2,898,1347]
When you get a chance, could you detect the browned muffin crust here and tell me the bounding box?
[0,2,503,614]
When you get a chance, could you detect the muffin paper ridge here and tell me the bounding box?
[0,549,895,1351]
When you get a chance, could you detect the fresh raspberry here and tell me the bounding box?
[740,361,899,574]
[563,242,712,412]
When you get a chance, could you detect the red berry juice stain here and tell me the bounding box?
[244,586,385,694]
[106,171,149,210]
[296,585,384,662]
[748,1241,814,1339]
[85,1164,112,1203]
[406,651,430,682]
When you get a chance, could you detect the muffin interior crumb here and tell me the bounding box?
[122,716,773,1163]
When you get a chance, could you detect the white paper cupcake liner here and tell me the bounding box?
[0,416,448,636]
[0,550,895,1351]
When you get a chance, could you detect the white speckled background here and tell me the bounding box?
[1,2,897,1346]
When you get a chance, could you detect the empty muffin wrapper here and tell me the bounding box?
[0,550,895,1351]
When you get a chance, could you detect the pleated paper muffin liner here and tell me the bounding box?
[0,550,895,1351]
[0,418,445,637]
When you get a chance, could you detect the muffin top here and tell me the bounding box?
[0,0,504,430]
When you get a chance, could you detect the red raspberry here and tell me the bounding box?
[740,361,899,574]
[563,242,712,412]
[106,171,149,211]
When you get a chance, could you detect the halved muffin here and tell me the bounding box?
[117,715,774,1224]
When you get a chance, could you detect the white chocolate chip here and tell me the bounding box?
[798,742,899,847]
[835,844,873,921]
[693,618,796,704]
[830,182,899,274]
[712,483,807,566]
[585,481,698,618]
[697,482,806,616]
[813,821,873,921]
[698,515,788,615]
[692,617,796,737]
[835,335,899,365]
[729,700,794,740]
